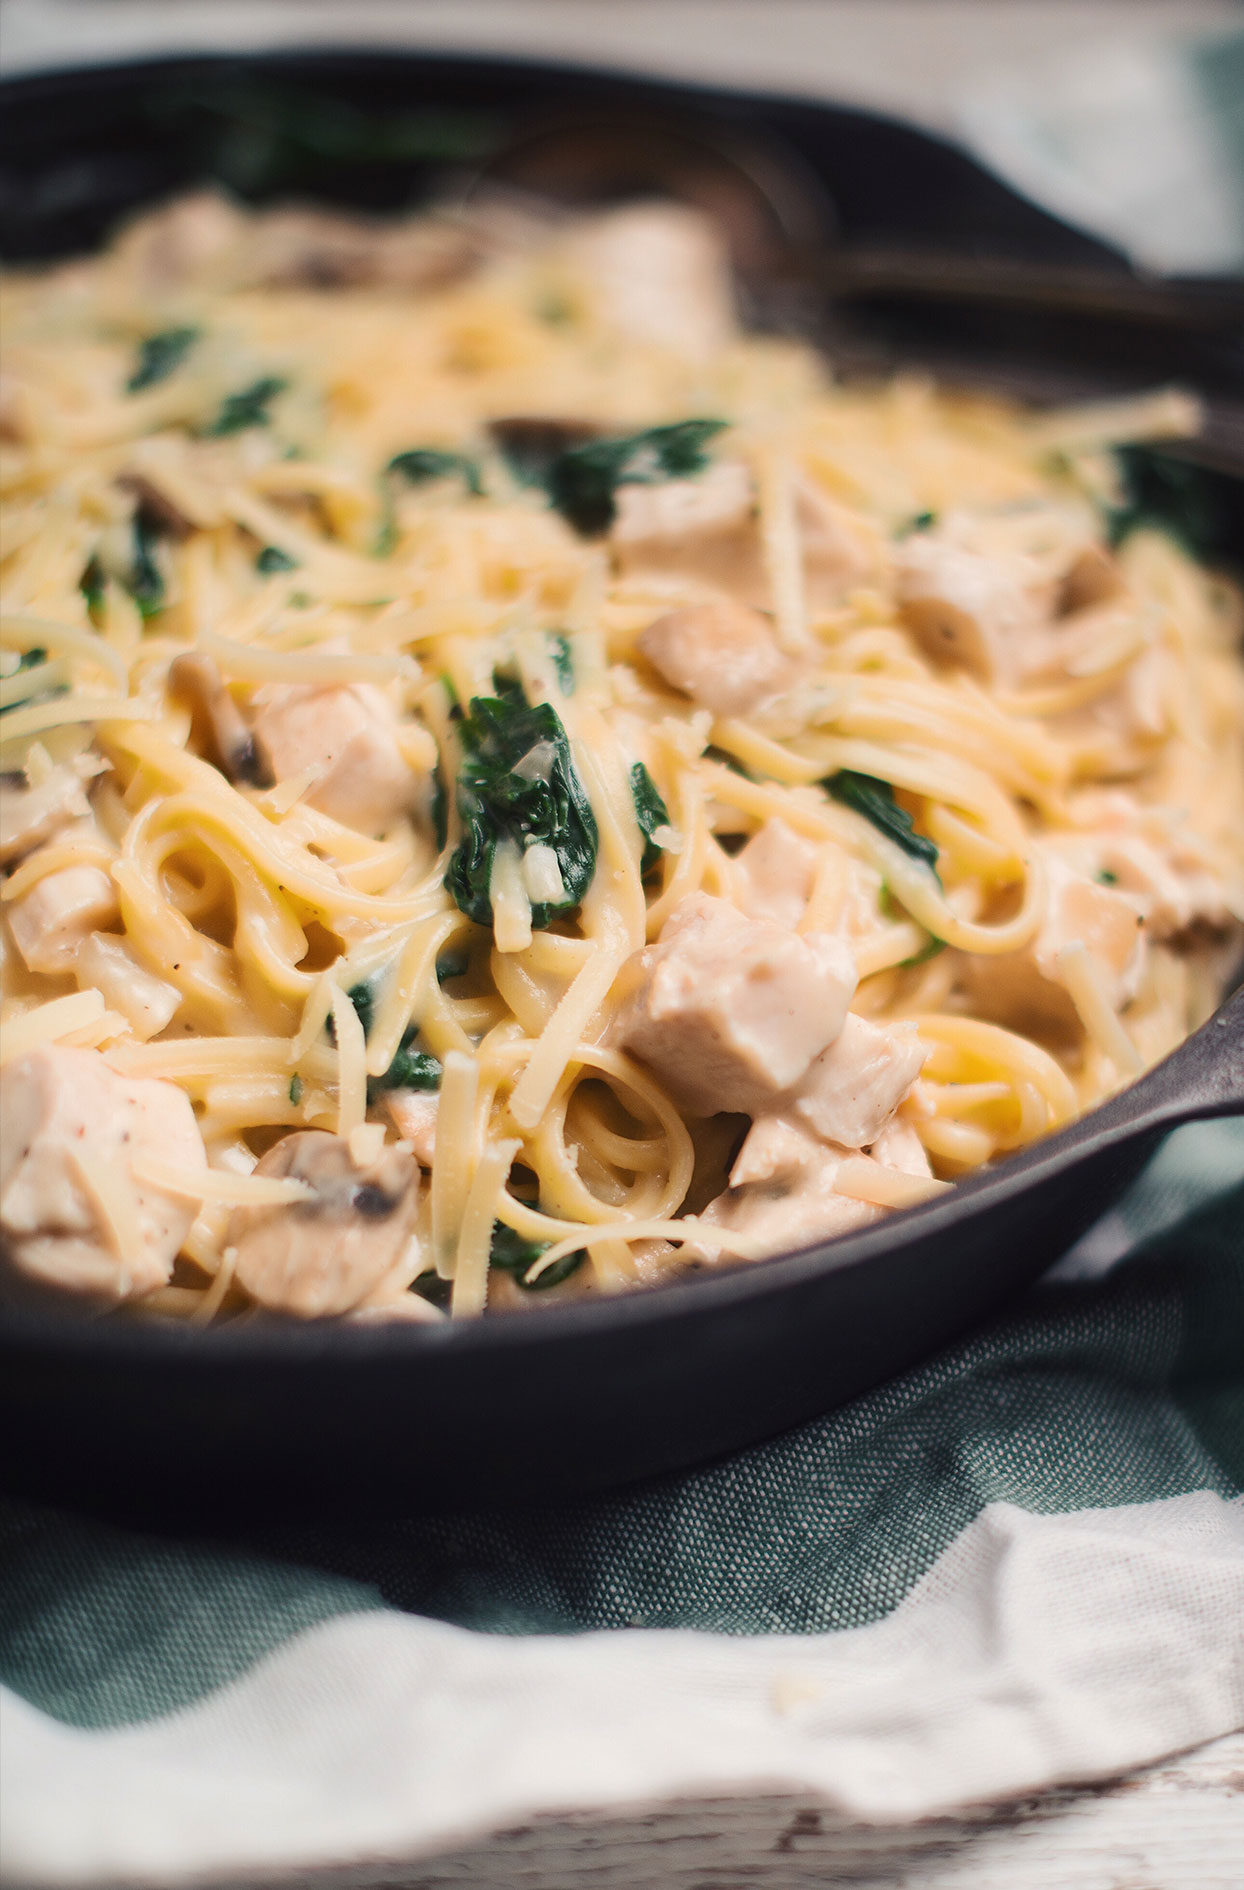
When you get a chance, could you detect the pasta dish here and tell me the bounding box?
[1,193,1241,1323]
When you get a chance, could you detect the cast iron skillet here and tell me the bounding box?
[1,52,1242,1519]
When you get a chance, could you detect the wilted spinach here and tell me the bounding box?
[127,325,199,393]
[202,375,288,437]
[549,633,574,694]
[386,448,483,496]
[543,418,728,535]
[128,514,167,619]
[488,1221,583,1291]
[444,692,598,930]
[630,761,671,876]
[1106,445,1231,560]
[256,544,298,574]
[0,647,65,717]
[824,771,939,875]
[332,979,442,1097]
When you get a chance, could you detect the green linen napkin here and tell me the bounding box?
[2,1124,1242,1885]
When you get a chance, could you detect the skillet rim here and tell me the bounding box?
[0,47,1238,1371]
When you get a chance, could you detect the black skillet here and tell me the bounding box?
[1,52,1241,1520]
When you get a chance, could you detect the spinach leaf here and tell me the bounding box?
[549,633,574,695]
[896,508,937,537]
[128,513,166,619]
[488,1221,583,1291]
[79,555,106,622]
[630,761,671,876]
[330,979,442,1097]
[1106,445,1230,560]
[288,1073,303,1106]
[127,325,199,393]
[824,770,939,875]
[489,417,598,488]
[203,375,288,437]
[445,693,598,931]
[387,448,482,497]
[545,418,728,536]
[435,948,470,985]
[430,768,448,850]
[0,648,66,717]
[256,544,298,574]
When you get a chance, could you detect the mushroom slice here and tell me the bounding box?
[229,1130,420,1318]
[168,651,269,787]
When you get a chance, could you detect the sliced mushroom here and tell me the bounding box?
[228,1130,420,1318]
[168,651,270,788]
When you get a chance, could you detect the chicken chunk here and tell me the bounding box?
[0,1046,206,1303]
[638,597,788,718]
[611,459,766,599]
[8,864,119,975]
[1065,790,1240,937]
[735,818,820,930]
[615,894,857,1115]
[790,1011,928,1149]
[228,1130,420,1319]
[895,531,1054,683]
[964,851,1147,1037]
[565,203,737,358]
[690,1114,881,1259]
[0,765,92,866]
[75,932,181,1040]
[251,682,415,833]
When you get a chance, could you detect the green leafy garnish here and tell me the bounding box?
[897,508,937,536]
[825,771,939,875]
[387,448,483,496]
[549,633,574,695]
[630,761,671,877]
[543,418,728,536]
[488,1221,583,1291]
[445,692,598,931]
[703,744,754,780]
[288,1073,303,1105]
[127,325,199,393]
[330,980,442,1096]
[203,375,288,437]
[1097,867,1119,885]
[435,949,470,985]
[0,647,65,717]
[256,544,298,574]
[79,555,106,622]
[1106,445,1229,559]
[128,514,166,619]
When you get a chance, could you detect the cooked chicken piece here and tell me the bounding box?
[612,460,766,599]
[112,190,245,295]
[0,1045,206,1303]
[799,482,882,606]
[169,652,267,786]
[251,682,415,833]
[565,203,736,358]
[963,850,1147,1037]
[0,765,92,866]
[1065,790,1240,936]
[112,192,473,297]
[228,1129,420,1319]
[615,893,857,1115]
[384,1089,438,1167]
[790,1011,928,1149]
[895,531,1054,683]
[638,598,788,718]
[8,864,119,975]
[236,207,473,293]
[75,932,181,1040]
[735,818,820,930]
[867,1114,933,1178]
[690,1114,881,1259]
[895,507,1114,686]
